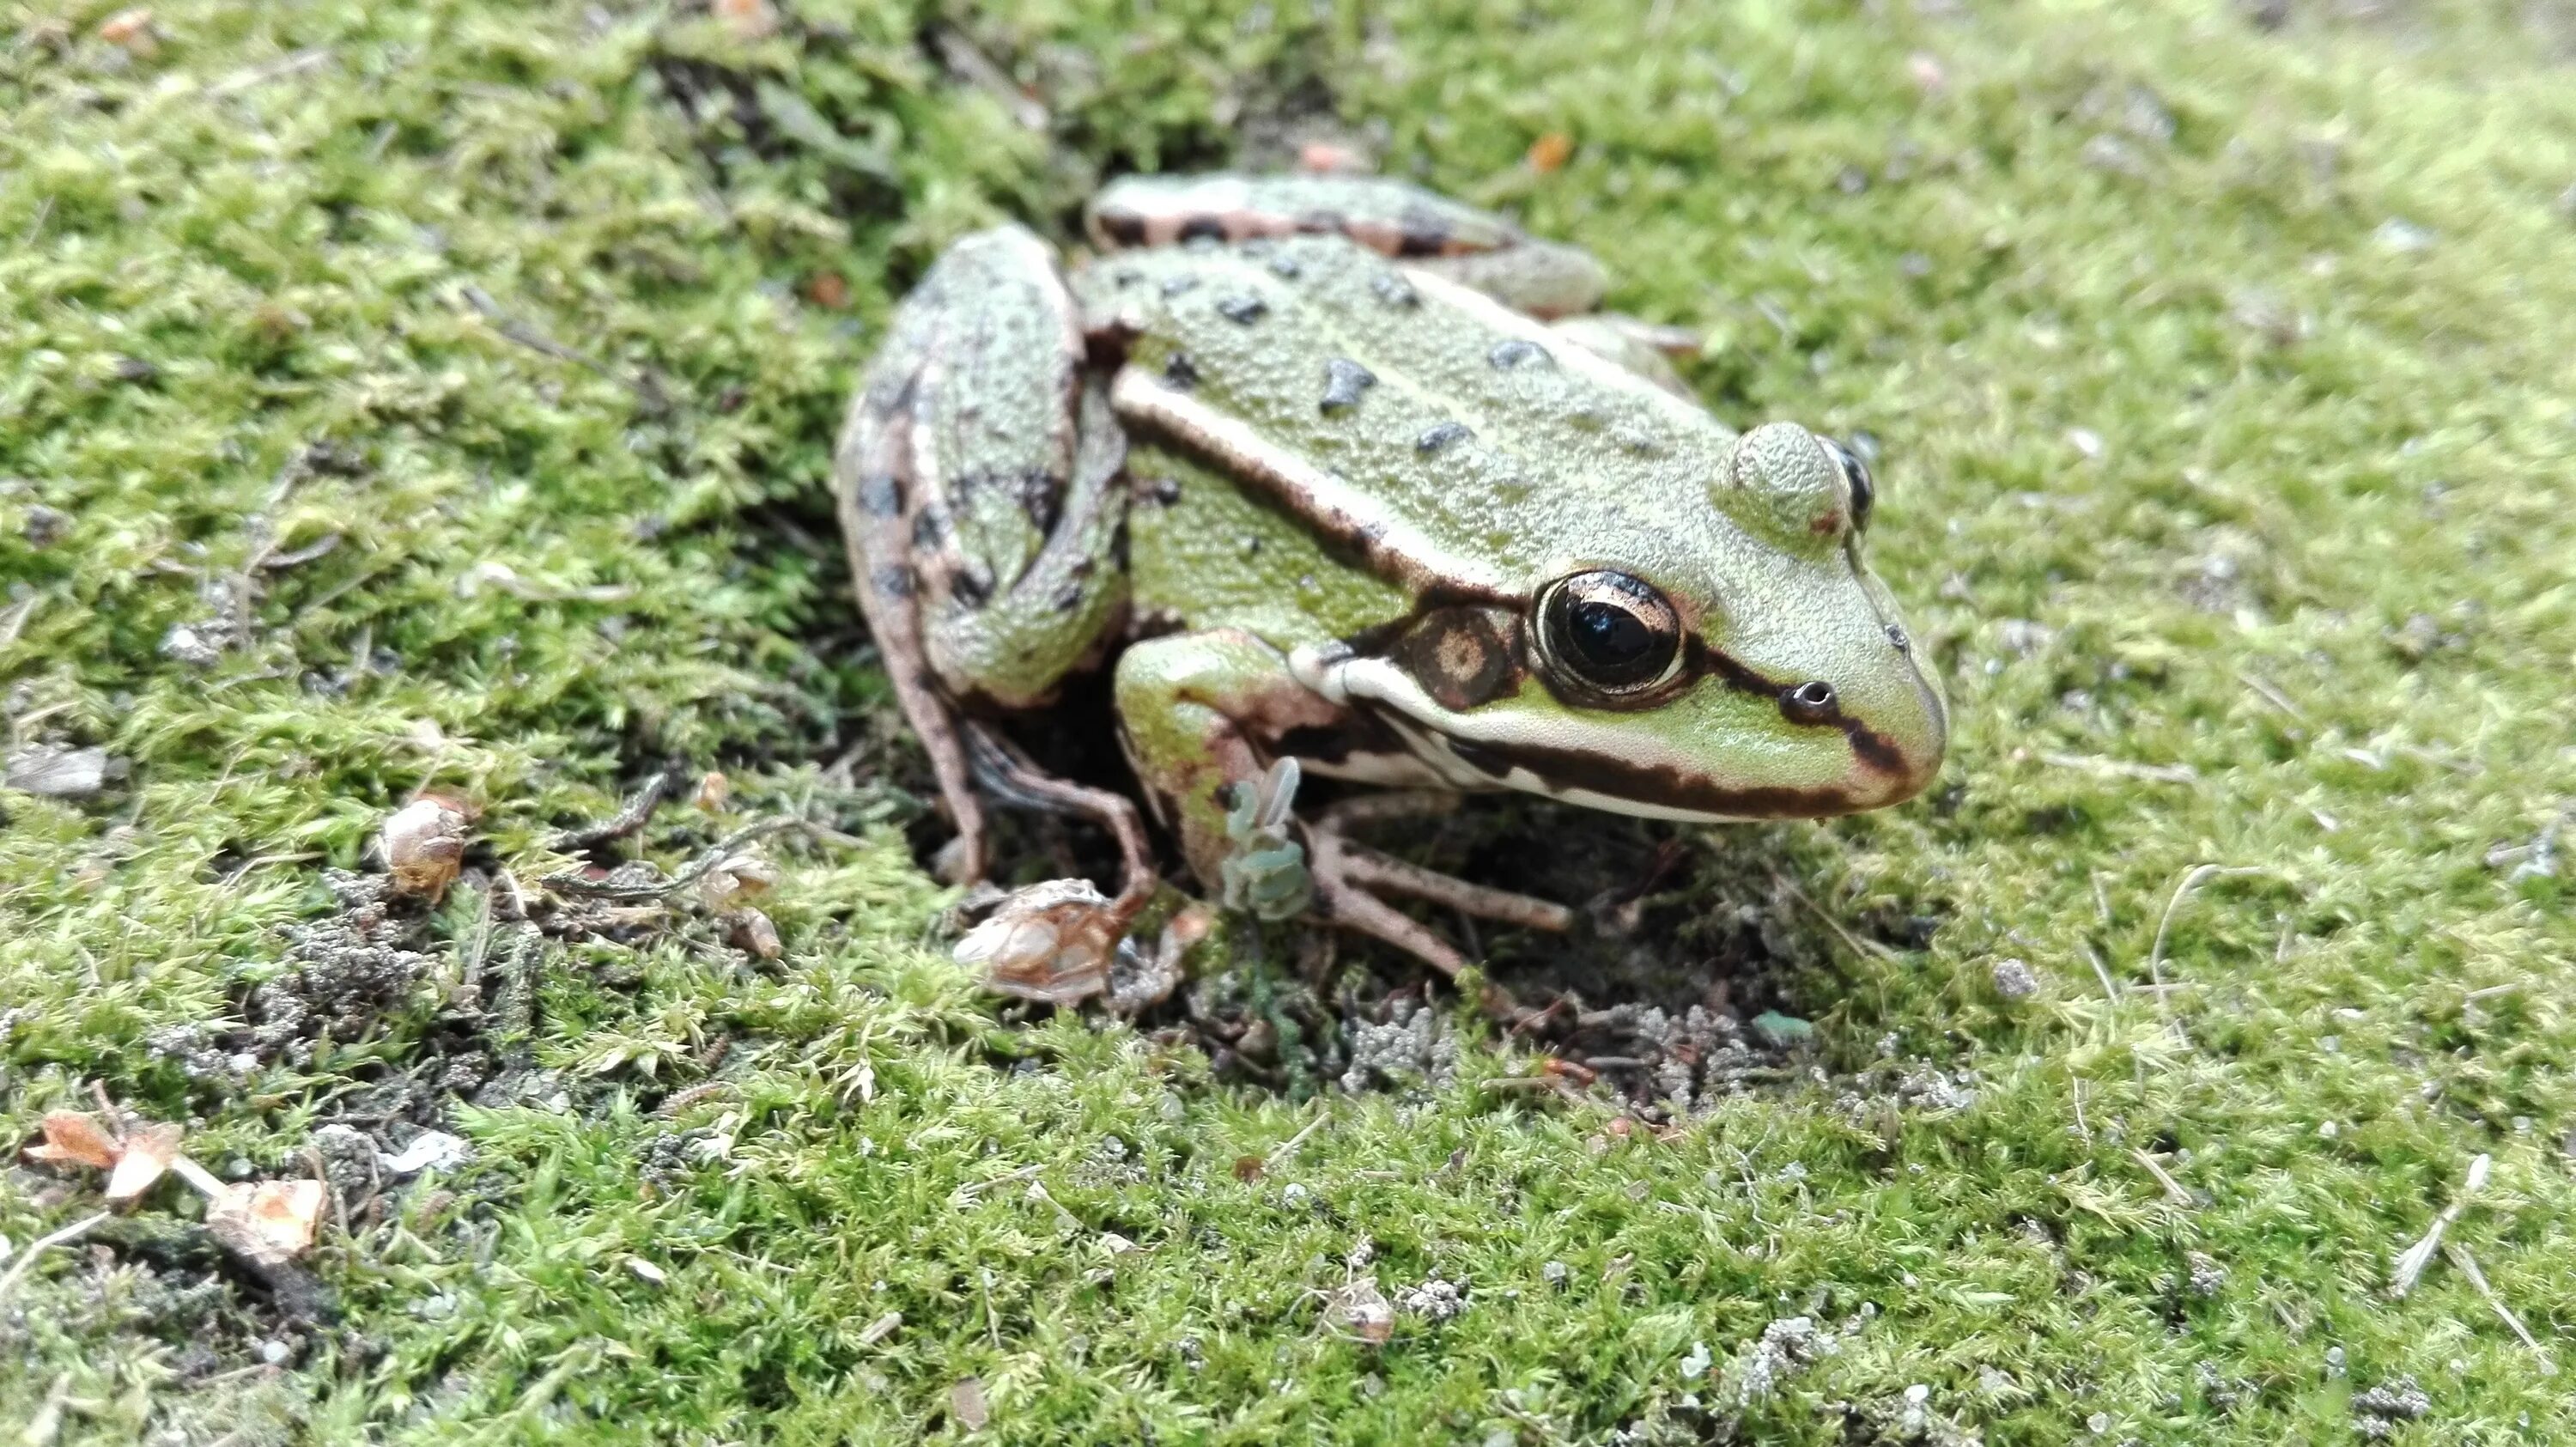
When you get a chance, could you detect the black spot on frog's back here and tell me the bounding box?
[1415,422,1473,454]
[850,471,902,518]
[1370,272,1419,308]
[1320,357,1376,414]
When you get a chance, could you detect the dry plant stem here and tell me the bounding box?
[1264,1110,1330,1170]
[2130,1147,2196,1208]
[549,768,682,852]
[2146,865,2272,987]
[2442,1243,2555,1374]
[539,818,805,901]
[2391,1153,2491,1298]
[0,1212,112,1308]
[1774,872,1895,963]
[461,285,615,377]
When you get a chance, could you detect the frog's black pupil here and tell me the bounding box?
[1832,441,1875,532]
[1542,571,1680,696]
[1571,600,1652,667]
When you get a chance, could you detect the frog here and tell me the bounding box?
[834,171,1947,1000]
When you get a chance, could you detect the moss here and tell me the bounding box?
[5,0,2575,1443]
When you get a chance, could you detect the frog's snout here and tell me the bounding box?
[1808,660,1947,811]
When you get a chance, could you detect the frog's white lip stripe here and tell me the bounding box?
[1109,368,1516,602]
[1295,648,1823,823]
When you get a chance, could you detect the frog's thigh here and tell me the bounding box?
[863,231,1128,710]
[920,377,1133,708]
[1112,629,1343,886]
[836,232,1053,879]
[1546,313,1699,398]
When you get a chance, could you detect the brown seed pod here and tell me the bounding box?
[380,793,471,899]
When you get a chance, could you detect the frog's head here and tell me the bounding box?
[1313,423,1947,822]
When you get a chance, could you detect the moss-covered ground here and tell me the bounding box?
[6,1,2576,1442]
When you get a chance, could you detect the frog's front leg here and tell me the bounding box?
[1115,629,1572,976]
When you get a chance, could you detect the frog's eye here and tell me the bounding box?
[1824,439,1874,533]
[1536,571,1685,699]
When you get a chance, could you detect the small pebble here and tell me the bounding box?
[1992,958,2040,1000]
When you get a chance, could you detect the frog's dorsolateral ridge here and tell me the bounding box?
[835,172,1947,990]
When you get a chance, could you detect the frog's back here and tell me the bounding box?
[1076,234,1745,612]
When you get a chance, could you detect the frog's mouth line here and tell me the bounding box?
[1436,732,1882,821]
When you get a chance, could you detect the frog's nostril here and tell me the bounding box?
[1781,679,1838,725]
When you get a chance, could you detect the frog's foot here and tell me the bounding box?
[1547,313,1704,398]
[1303,793,1576,980]
[963,724,1159,921]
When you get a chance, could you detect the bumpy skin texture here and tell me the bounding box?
[835,174,1947,954]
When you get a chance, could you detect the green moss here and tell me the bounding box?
[5,1,2575,1443]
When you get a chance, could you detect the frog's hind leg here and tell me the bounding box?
[834,225,1130,885]
[962,724,1158,921]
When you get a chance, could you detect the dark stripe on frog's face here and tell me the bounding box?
[1683,637,1915,779]
[1340,600,1916,782]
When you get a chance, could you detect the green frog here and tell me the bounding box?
[835,173,1947,1000]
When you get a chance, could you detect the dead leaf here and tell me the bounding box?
[731,908,782,959]
[1324,1279,1395,1344]
[952,879,1122,1005]
[700,854,778,911]
[690,770,730,812]
[208,1179,325,1267]
[100,7,155,55]
[950,1376,990,1431]
[26,1111,118,1170]
[105,1122,182,1203]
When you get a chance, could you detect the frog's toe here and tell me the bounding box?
[1304,807,1575,980]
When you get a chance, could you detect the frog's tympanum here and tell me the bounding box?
[836,173,1947,998]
